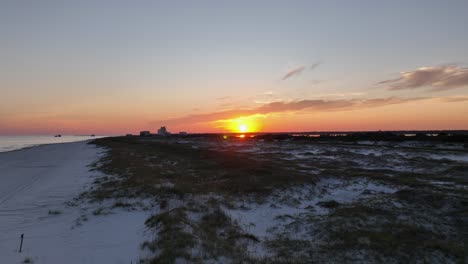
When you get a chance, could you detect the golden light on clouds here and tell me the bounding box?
[213,115,264,133]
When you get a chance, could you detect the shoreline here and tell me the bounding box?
[0,140,150,264]
[0,136,107,154]
[0,139,92,155]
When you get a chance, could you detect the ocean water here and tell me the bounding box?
[0,135,106,153]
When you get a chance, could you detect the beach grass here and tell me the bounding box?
[84,136,468,263]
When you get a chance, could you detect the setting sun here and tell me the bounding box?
[215,115,264,133]
[238,124,248,133]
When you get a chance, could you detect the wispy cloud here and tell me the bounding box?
[378,65,468,91]
[153,97,428,126]
[310,61,321,70]
[282,66,306,80]
[311,92,365,98]
[281,62,322,80]
[439,96,468,102]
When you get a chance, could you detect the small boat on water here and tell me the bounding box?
[54,134,62,137]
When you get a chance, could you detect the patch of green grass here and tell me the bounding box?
[329,223,465,260]
[196,206,257,262]
[88,136,316,200]
[142,207,196,263]
[92,207,105,215]
[22,257,33,263]
[48,209,62,215]
[265,236,312,262]
[330,204,393,219]
[112,201,132,208]
[86,136,468,263]
[314,200,467,263]
[317,200,341,208]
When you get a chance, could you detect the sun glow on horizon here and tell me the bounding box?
[216,115,263,133]
[238,124,248,133]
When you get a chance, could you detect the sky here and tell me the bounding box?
[1,0,468,135]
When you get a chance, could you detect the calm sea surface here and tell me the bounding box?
[0,135,107,153]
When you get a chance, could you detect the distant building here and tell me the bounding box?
[139,131,151,136]
[157,126,170,136]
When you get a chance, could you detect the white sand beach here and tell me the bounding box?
[0,141,149,264]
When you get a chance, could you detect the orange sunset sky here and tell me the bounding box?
[1,1,468,135]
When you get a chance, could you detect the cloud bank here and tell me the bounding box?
[153,97,428,126]
[378,65,468,91]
